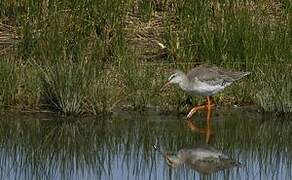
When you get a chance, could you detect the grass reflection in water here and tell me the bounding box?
[0,109,291,180]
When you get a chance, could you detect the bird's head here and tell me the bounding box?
[165,154,183,168]
[160,70,185,91]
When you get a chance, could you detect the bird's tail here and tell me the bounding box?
[232,71,251,81]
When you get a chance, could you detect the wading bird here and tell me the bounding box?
[161,64,250,119]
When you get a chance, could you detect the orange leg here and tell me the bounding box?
[206,96,215,110]
[186,96,215,119]
[186,104,207,119]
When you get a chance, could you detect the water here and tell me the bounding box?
[0,108,291,180]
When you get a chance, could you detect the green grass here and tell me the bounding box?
[255,65,292,113]
[0,0,291,115]
[0,57,18,107]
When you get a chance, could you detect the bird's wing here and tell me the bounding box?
[187,65,232,86]
[187,65,250,86]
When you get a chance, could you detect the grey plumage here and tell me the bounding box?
[164,144,242,174]
[187,64,251,87]
[166,64,251,96]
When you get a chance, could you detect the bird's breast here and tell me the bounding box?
[180,80,229,96]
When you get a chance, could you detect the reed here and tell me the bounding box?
[255,65,292,113]
[0,57,17,107]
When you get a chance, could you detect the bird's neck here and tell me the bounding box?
[169,156,184,167]
[178,75,190,91]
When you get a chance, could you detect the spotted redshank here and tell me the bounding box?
[161,64,250,119]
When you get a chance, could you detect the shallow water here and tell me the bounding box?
[0,108,291,180]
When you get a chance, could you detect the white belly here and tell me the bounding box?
[180,80,231,96]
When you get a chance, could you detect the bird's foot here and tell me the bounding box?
[186,110,196,119]
[186,105,207,119]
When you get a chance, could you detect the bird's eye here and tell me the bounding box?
[169,74,176,80]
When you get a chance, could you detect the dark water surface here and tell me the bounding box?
[0,108,291,180]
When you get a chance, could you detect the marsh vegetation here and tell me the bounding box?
[0,0,291,115]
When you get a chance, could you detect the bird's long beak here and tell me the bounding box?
[153,145,164,156]
[153,144,170,160]
[160,81,170,92]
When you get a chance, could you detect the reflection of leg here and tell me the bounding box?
[186,120,206,134]
[186,118,213,144]
[205,106,213,144]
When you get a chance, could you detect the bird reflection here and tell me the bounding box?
[154,105,242,174]
[164,144,241,174]
[186,106,214,144]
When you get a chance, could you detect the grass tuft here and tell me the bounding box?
[255,65,292,113]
